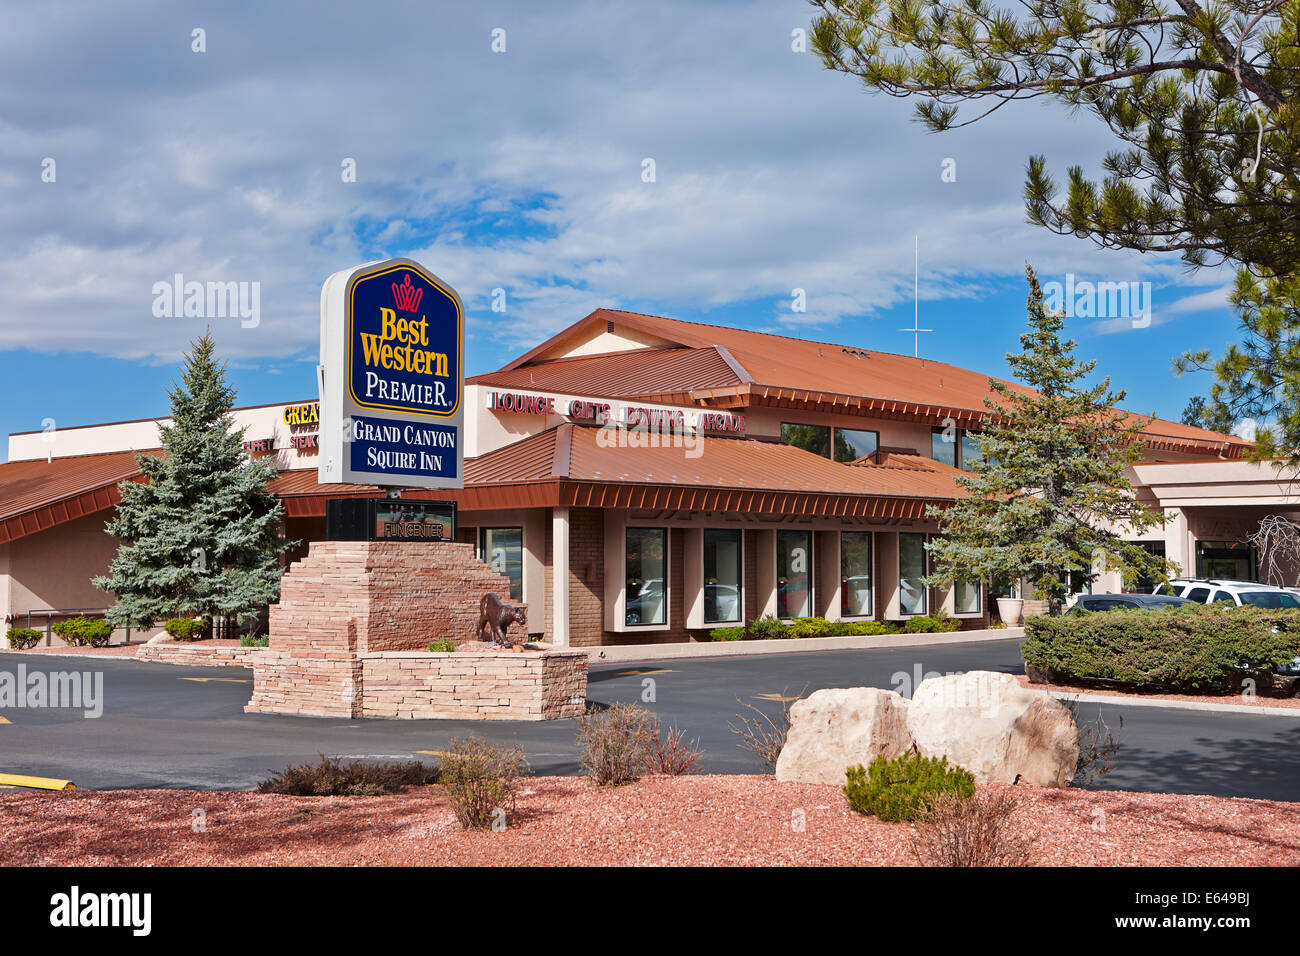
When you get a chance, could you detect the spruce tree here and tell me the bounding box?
[924,265,1168,615]
[95,331,294,632]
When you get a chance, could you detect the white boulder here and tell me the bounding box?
[775,687,914,785]
[907,671,1079,787]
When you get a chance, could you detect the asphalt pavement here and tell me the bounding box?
[2,640,1298,799]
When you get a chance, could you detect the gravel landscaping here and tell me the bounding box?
[4,775,1298,867]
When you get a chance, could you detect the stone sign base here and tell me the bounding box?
[244,540,587,720]
[245,648,588,720]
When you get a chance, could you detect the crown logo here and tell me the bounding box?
[392,273,423,312]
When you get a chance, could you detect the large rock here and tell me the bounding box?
[775,687,914,785]
[908,671,1079,787]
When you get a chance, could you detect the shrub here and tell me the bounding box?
[728,687,805,772]
[165,617,205,641]
[574,702,658,786]
[909,790,1033,867]
[746,615,785,640]
[787,617,834,638]
[904,614,962,633]
[427,638,457,653]
[709,626,745,642]
[439,737,530,830]
[644,718,705,775]
[52,616,114,648]
[6,627,41,650]
[1022,604,1300,692]
[240,634,269,648]
[257,754,436,796]
[844,752,976,822]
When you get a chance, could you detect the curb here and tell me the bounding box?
[578,627,1025,664]
[0,649,147,664]
[1046,689,1300,718]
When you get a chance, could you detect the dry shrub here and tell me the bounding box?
[575,703,658,786]
[644,718,705,776]
[1066,701,1123,787]
[909,790,1034,867]
[727,687,805,772]
[257,754,436,796]
[440,737,530,830]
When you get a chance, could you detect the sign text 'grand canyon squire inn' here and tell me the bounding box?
[0,305,1262,647]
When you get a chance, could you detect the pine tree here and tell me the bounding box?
[94,331,295,631]
[924,265,1168,615]
[809,0,1300,274]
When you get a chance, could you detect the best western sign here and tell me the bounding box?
[319,258,464,489]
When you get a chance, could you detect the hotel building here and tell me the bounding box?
[0,309,1267,647]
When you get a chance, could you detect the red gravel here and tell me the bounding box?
[4,775,1298,866]
[1018,673,1300,710]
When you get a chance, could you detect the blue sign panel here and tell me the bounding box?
[346,262,462,418]
[348,415,459,481]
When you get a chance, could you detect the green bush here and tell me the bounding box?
[904,613,962,633]
[844,752,976,822]
[6,627,41,650]
[164,617,205,641]
[708,615,904,642]
[240,634,269,648]
[746,615,785,640]
[427,638,457,653]
[51,616,114,648]
[1022,604,1300,692]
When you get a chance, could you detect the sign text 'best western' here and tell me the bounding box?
[318,258,464,489]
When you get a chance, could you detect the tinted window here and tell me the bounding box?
[782,423,831,458]
[834,428,879,462]
[1184,587,1211,603]
[930,428,957,467]
[1211,590,1237,604]
[1240,591,1300,609]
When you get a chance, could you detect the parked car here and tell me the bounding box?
[625,578,665,625]
[1154,578,1300,609]
[1069,593,1193,613]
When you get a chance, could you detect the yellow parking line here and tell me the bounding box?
[0,716,10,724]
[0,773,75,791]
[179,677,251,683]
[616,669,675,677]
[753,692,802,702]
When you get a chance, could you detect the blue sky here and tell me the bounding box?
[0,0,1242,456]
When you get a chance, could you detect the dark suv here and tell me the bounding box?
[1069,593,1193,613]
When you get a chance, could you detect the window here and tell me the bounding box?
[959,432,983,471]
[1241,591,1300,609]
[899,532,928,615]
[704,529,743,624]
[1184,586,1211,604]
[930,427,957,467]
[834,428,879,463]
[1211,590,1236,604]
[479,527,523,601]
[781,423,830,458]
[840,531,873,616]
[954,579,982,615]
[777,530,813,619]
[625,527,667,626]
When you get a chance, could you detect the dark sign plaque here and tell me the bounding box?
[326,498,457,543]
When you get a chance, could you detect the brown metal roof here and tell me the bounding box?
[468,345,745,403]
[490,308,1250,457]
[0,450,147,544]
[470,423,966,500]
